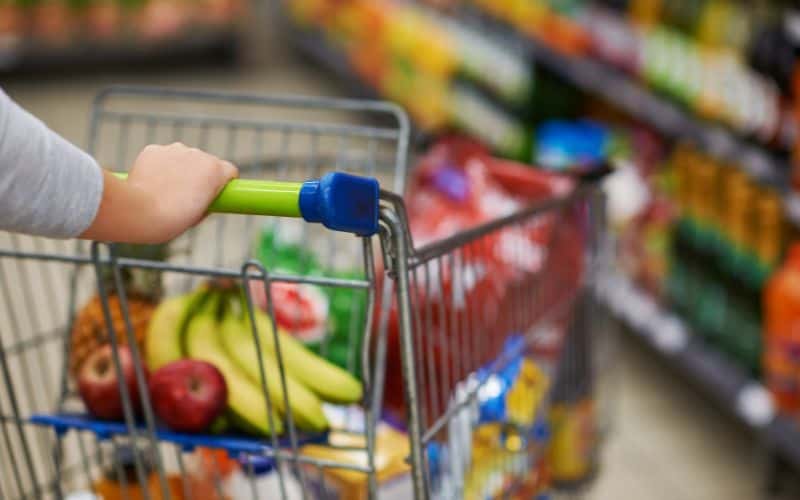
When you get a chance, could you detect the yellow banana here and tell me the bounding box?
[145,289,204,371]
[221,313,329,432]
[185,298,283,436]
[250,307,363,404]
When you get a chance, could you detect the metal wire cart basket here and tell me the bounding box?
[0,87,609,499]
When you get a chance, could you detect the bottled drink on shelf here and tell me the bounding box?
[665,142,786,376]
[719,170,756,366]
[764,243,800,415]
[687,153,728,345]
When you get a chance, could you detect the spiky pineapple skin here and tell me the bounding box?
[69,294,156,377]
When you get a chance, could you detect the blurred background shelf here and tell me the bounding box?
[287,5,800,227]
[467,11,800,227]
[596,270,800,472]
[0,28,240,75]
[289,29,380,102]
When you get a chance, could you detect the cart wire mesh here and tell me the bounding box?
[0,86,606,500]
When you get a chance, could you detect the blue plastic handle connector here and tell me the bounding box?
[298,172,380,236]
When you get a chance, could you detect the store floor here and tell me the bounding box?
[587,333,766,500]
[1,33,774,500]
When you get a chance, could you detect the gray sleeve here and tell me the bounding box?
[0,88,103,239]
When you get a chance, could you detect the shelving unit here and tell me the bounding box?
[291,9,800,226]
[288,11,800,474]
[0,27,239,74]
[466,12,800,227]
[596,270,800,471]
[290,29,380,102]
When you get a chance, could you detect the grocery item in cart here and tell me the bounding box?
[252,225,330,344]
[71,242,167,376]
[78,344,146,420]
[252,225,371,377]
[92,444,187,500]
[148,359,228,433]
[382,137,578,423]
[439,335,552,499]
[300,422,412,500]
[142,283,365,434]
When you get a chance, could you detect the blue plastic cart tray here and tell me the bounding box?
[30,413,328,456]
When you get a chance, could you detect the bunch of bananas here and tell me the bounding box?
[145,284,363,435]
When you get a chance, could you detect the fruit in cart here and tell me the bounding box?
[70,243,166,377]
[248,280,329,343]
[220,307,329,432]
[145,289,205,371]
[185,294,283,436]
[148,359,227,433]
[78,344,146,420]
[248,305,363,404]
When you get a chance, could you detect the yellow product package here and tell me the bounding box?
[300,424,412,500]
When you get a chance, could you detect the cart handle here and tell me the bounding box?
[113,171,380,236]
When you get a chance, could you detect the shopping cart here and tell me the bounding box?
[0,87,604,500]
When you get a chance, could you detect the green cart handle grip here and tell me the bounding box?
[112,171,380,236]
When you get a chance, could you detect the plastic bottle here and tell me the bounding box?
[720,171,757,367]
[763,243,800,415]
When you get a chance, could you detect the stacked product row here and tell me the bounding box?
[288,0,585,161]
[479,0,800,181]
[0,0,241,47]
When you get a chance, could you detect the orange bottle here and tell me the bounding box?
[763,243,800,414]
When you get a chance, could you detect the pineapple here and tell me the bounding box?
[69,244,167,377]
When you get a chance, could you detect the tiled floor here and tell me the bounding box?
[587,334,766,500]
[2,32,782,500]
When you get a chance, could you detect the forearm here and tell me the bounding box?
[0,89,103,239]
[0,90,236,243]
[79,171,163,243]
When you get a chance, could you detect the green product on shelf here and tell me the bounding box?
[449,81,532,162]
[682,157,726,344]
[642,29,670,96]
[666,218,695,316]
[444,18,536,112]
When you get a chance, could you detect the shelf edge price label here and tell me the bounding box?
[652,315,688,354]
[736,383,775,428]
[627,289,658,332]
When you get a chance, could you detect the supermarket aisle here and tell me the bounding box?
[2,35,770,500]
[588,330,764,500]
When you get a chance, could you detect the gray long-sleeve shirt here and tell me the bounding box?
[0,89,103,239]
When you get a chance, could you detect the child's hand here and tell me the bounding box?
[128,143,238,241]
[81,143,238,244]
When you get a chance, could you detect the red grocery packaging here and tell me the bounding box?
[380,137,583,425]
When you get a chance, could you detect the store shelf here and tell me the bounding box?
[0,28,239,75]
[766,415,800,470]
[289,28,381,102]
[467,12,800,226]
[596,270,800,470]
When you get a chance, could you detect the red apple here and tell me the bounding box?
[148,360,227,433]
[78,345,146,420]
